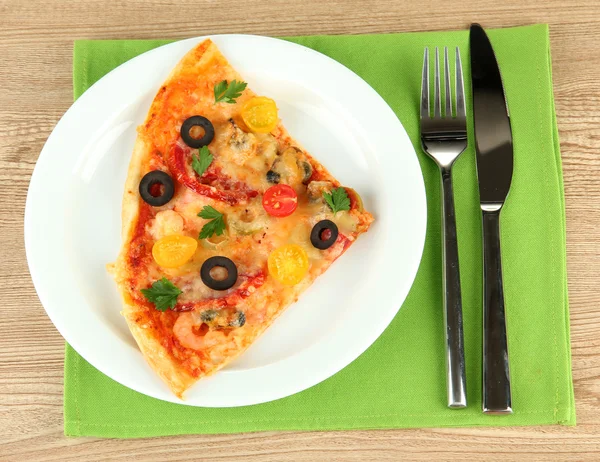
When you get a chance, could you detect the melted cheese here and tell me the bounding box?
[148,210,184,239]
[139,172,360,309]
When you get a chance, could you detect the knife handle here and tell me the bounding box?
[440,168,467,409]
[482,208,512,414]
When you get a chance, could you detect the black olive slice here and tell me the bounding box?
[200,256,238,291]
[139,170,175,206]
[180,115,215,148]
[310,219,339,250]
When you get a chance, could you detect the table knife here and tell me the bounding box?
[469,23,514,415]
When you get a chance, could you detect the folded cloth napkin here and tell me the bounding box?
[64,24,574,437]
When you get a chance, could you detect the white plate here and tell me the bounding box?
[25,35,426,407]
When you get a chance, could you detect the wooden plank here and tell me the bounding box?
[1,0,599,459]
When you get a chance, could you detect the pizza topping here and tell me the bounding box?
[272,148,312,186]
[250,133,278,172]
[310,220,339,250]
[141,277,182,311]
[200,309,218,322]
[323,187,351,215]
[229,205,269,236]
[268,244,309,286]
[229,310,246,328]
[139,171,175,207]
[333,211,360,234]
[181,115,215,149]
[307,180,333,201]
[224,119,258,166]
[267,148,310,190]
[200,256,238,291]
[152,235,198,268]
[191,146,213,177]
[241,96,279,133]
[199,308,246,329]
[299,160,313,184]
[149,210,185,240]
[172,271,265,312]
[345,187,364,212]
[266,169,280,184]
[200,232,229,250]
[173,311,234,351]
[198,205,226,239]
[262,184,298,217]
[214,79,247,104]
[169,143,258,205]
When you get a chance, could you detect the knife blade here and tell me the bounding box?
[470,23,514,415]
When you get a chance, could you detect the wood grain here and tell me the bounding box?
[1,0,600,459]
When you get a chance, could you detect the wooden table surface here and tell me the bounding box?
[2,0,600,459]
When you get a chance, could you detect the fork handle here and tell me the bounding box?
[440,167,467,408]
[482,209,512,414]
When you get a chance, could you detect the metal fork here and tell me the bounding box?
[420,47,468,409]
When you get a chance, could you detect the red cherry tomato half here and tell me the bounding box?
[262,184,298,217]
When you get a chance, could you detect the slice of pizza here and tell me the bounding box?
[108,39,374,398]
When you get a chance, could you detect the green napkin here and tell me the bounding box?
[65,24,574,437]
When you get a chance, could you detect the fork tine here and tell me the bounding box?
[444,47,452,117]
[434,47,441,118]
[455,47,466,119]
[420,47,430,119]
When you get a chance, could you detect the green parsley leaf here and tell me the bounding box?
[323,187,351,215]
[198,205,226,239]
[214,79,247,104]
[191,146,213,177]
[140,277,182,311]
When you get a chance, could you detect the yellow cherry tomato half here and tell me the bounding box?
[152,234,198,268]
[241,96,278,133]
[268,244,309,286]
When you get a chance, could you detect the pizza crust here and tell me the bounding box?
[110,122,185,396]
[122,304,196,398]
[120,40,218,244]
[108,45,216,399]
[120,135,147,241]
[111,133,201,397]
[125,289,293,398]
